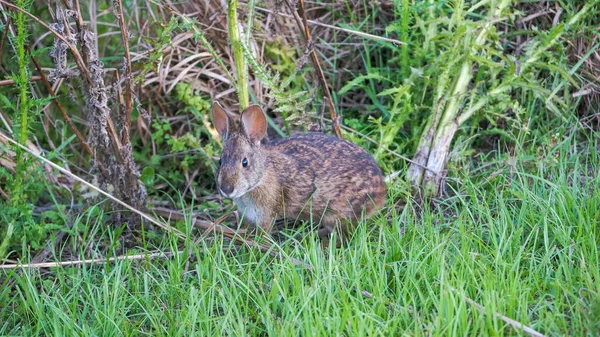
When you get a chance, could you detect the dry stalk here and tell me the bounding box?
[0,76,42,86]
[153,207,314,270]
[113,0,134,144]
[283,0,343,138]
[0,251,179,269]
[59,0,88,63]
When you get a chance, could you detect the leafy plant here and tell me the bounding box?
[0,0,48,258]
[341,0,593,197]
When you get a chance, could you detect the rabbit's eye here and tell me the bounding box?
[242,158,248,168]
[218,158,222,166]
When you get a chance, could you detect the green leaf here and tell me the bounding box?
[338,73,393,95]
[141,166,156,186]
[377,85,411,97]
[0,93,17,113]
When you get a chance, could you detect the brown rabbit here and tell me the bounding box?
[212,102,386,243]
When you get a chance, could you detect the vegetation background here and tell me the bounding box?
[0,0,599,335]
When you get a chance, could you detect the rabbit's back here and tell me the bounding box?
[265,133,386,224]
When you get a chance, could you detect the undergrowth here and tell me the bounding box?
[0,0,599,335]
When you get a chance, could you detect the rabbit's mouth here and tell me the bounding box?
[219,182,260,199]
[219,185,246,199]
[218,187,237,199]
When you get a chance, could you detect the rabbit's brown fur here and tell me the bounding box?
[212,102,386,242]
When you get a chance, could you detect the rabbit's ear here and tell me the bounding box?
[241,105,267,142]
[212,101,231,139]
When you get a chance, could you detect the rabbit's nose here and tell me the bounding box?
[220,183,234,197]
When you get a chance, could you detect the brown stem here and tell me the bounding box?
[63,0,90,65]
[0,76,42,86]
[114,0,133,145]
[285,0,343,138]
[73,0,86,38]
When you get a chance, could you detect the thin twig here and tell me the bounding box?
[73,0,89,63]
[0,132,185,240]
[0,76,42,86]
[114,0,134,144]
[450,287,547,337]
[284,0,343,138]
[0,251,179,269]
[152,207,236,235]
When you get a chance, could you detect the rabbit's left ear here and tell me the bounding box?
[241,105,267,143]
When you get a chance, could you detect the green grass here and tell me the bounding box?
[1,136,598,336]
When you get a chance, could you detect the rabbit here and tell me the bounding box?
[212,101,386,243]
